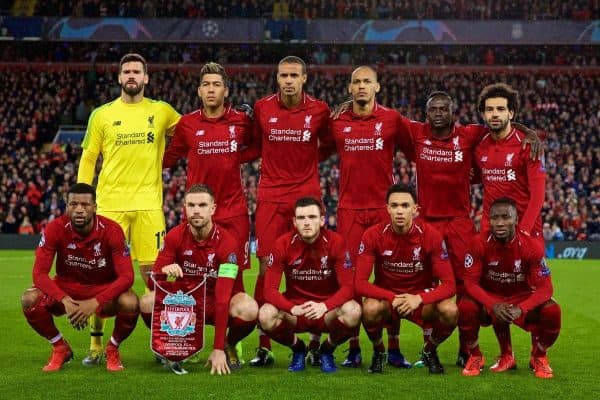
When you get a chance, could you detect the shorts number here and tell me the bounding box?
[155,230,166,249]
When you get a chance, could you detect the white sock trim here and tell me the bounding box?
[49,333,62,344]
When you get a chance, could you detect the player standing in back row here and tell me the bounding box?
[77,53,180,365]
[242,56,332,366]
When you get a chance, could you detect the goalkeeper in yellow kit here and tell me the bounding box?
[77,53,180,365]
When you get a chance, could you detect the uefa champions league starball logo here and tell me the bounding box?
[202,21,219,38]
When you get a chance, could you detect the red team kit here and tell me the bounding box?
[23,67,558,379]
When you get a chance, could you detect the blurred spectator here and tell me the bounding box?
[32,0,600,20]
[0,66,598,242]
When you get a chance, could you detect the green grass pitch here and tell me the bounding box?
[1,250,598,399]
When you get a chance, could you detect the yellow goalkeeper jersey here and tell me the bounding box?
[81,97,180,211]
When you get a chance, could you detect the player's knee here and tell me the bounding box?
[539,300,561,328]
[258,303,279,332]
[339,300,362,327]
[230,294,259,321]
[21,288,41,310]
[362,298,385,323]
[117,291,139,313]
[437,299,458,326]
[139,292,155,314]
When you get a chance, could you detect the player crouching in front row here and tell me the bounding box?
[22,183,139,372]
[258,197,361,373]
[459,197,561,378]
[355,184,458,374]
[139,184,258,375]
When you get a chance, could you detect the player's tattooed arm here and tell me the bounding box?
[330,100,352,120]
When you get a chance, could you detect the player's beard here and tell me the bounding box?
[71,214,93,232]
[487,118,510,134]
[121,81,144,97]
[355,99,368,107]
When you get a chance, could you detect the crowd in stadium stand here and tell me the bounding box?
[0,67,598,240]
[2,42,598,67]
[32,0,597,20]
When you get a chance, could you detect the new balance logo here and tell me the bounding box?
[183,249,193,256]
[292,259,302,266]
[269,117,278,123]
[112,120,122,126]
[480,156,488,162]
[375,138,384,150]
[196,130,205,136]
[67,243,76,250]
[507,169,516,181]
[382,250,393,256]
[343,126,352,133]
[424,139,432,145]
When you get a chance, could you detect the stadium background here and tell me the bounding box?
[0,1,598,398]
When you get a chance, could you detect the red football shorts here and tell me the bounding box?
[35,280,117,318]
[215,213,251,270]
[480,292,536,331]
[255,201,295,257]
[426,216,476,287]
[385,301,426,328]
[337,207,388,264]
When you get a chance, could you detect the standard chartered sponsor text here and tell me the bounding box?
[116,132,148,146]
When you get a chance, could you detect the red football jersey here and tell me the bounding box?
[475,128,546,235]
[245,93,331,202]
[153,223,243,350]
[33,215,134,306]
[264,229,353,313]
[463,232,553,314]
[163,105,252,219]
[355,221,455,304]
[406,121,487,218]
[330,104,410,209]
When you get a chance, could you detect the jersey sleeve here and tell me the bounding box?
[94,225,134,306]
[419,229,456,304]
[161,101,181,136]
[465,124,489,144]
[317,105,335,160]
[520,152,546,233]
[323,235,353,311]
[355,229,396,302]
[264,239,296,313]
[212,237,241,350]
[395,114,415,161]
[517,245,553,314]
[240,103,263,163]
[32,223,68,302]
[463,238,498,311]
[78,108,104,183]
[163,117,189,168]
